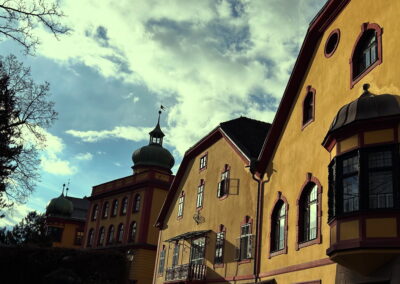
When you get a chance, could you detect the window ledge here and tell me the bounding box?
[296,237,321,250]
[214,263,224,268]
[269,247,287,258]
[238,258,252,264]
[301,118,314,131]
[218,194,228,201]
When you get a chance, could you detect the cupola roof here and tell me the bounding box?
[46,185,74,217]
[132,110,175,172]
[328,84,400,134]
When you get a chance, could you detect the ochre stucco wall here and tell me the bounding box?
[259,0,400,282]
[155,137,258,284]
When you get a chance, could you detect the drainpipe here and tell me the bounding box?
[250,159,264,283]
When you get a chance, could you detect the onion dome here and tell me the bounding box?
[46,193,74,217]
[132,111,175,172]
[328,84,400,134]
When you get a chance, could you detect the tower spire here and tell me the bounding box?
[149,107,165,146]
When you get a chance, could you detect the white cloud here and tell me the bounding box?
[114,162,122,167]
[0,202,32,227]
[34,129,77,175]
[74,152,93,161]
[66,126,152,143]
[132,96,140,103]
[34,0,325,156]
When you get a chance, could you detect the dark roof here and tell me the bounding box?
[220,117,271,160]
[65,196,89,221]
[257,0,350,175]
[327,85,400,134]
[155,116,271,228]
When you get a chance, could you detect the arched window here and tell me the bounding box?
[302,86,315,128]
[350,23,382,87]
[91,204,98,221]
[107,225,115,245]
[98,227,105,246]
[102,202,109,219]
[111,199,118,217]
[121,197,128,215]
[270,194,288,256]
[177,191,185,218]
[117,223,124,243]
[297,174,322,250]
[133,194,141,213]
[272,202,286,251]
[87,228,94,247]
[129,221,137,242]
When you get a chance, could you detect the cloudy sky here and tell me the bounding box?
[0,0,326,226]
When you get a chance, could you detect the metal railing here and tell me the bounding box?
[165,263,206,281]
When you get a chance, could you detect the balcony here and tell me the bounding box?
[165,264,206,282]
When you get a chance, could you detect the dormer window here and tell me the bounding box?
[350,23,382,88]
[151,136,162,145]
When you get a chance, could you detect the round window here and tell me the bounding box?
[324,29,340,58]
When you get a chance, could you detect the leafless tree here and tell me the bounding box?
[0,54,57,213]
[0,0,70,54]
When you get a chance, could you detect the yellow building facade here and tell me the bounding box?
[154,117,270,283]
[256,0,400,283]
[46,190,89,249]
[83,113,175,284]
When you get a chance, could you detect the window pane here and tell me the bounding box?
[369,171,393,209]
[369,151,392,168]
[309,202,317,240]
[343,156,358,174]
[343,175,359,212]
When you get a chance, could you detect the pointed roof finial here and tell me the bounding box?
[360,83,374,98]
[62,183,66,195]
[66,179,70,197]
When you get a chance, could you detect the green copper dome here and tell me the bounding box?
[46,194,74,217]
[132,111,175,171]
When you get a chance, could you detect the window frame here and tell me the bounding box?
[172,242,180,267]
[199,153,208,171]
[217,164,230,199]
[74,229,84,246]
[157,245,166,276]
[87,228,94,247]
[350,23,383,88]
[214,225,226,267]
[235,216,254,263]
[196,180,205,209]
[296,174,322,250]
[269,192,288,258]
[129,221,137,243]
[328,145,399,221]
[111,199,118,217]
[107,225,115,245]
[177,191,185,219]
[121,197,128,216]
[98,226,105,246]
[91,204,98,221]
[102,201,109,219]
[301,86,316,130]
[133,194,141,213]
[117,223,124,243]
[190,237,206,265]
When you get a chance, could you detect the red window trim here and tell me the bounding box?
[177,191,185,220]
[120,196,128,216]
[350,22,383,89]
[199,152,208,171]
[324,29,340,58]
[111,199,118,217]
[269,192,289,258]
[91,204,98,221]
[296,173,323,251]
[133,193,141,213]
[196,179,205,211]
[214,224,226,268]
[301,86,316,130]
[218,164,230,200]
[102,201,109,219]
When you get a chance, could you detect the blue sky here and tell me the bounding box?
[0,0,326,226]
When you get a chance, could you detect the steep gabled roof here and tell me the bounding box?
[155,117,271,228]
[257,0,350,175]
[66,196,90,221]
